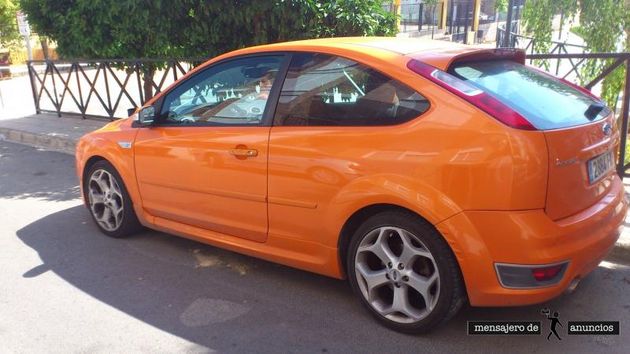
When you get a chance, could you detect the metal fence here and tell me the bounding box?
[497,29,587,56]
[27,59,202,119]
[446,0,474,43]
[496,29,589,83]
[26,47,630,177]
[399,2,443,37]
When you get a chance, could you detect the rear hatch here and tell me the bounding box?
[449,59,616,220]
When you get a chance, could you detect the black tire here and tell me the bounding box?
[84,160,143,238]
[346,210,466,334]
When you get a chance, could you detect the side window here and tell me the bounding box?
[274,53,429,126]
[159,55,283,126]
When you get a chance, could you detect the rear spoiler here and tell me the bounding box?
[444,48,526,70]
[407,48,526,72]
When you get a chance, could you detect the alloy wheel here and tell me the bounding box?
[88,169,124,231]
[354,226,440,324]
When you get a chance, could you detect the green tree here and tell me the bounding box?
[521,0,629,109]
[495,0,507,35]
[20,0,396,99]
[0,0,20,47]
[495,0,508,12]
[165,0,396,58]
[21,0,189,98]
[299,0,396,38]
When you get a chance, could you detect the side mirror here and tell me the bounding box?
[137,106,156,125]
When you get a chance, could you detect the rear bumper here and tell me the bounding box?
[437,175,627,307]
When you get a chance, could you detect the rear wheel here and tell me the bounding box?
[347,211,465,333]
[85,160,142,238]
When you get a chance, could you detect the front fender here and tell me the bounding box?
[76,121,142,220]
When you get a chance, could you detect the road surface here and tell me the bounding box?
[1,141,628,353]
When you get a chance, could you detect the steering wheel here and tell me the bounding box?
[227,104,248,116]
[179,116,196,124]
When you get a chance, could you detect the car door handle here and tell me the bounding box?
[229,148,258,157]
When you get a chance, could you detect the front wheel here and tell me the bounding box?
[347,211,466,333]
[84,160,143,238]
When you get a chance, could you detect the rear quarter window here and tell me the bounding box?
[449,60,609,130]
[274,53,430,126]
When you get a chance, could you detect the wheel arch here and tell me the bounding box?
[82,155,107,183]
[78,135,142,217]
[336,203,464,281]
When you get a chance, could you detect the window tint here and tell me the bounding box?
[450,60,610,130]
[159,56,283,126]
[274,53,429,126]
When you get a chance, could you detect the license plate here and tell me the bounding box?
[587,151,614,184]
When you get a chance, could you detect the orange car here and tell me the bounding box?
[76,37,626,333]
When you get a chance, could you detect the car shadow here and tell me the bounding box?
[17,205,359,352]
[17,205,630,352]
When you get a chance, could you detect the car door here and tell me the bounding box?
[267,52,430,244]
[134,54,287,242]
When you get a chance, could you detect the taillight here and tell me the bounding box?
[407,59,537,131]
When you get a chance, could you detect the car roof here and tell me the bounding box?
[146,37,523,107]
[231,37,496,71]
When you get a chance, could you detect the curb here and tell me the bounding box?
[608,242,630,265]
[1,125,630,265]
[0,127,75,155]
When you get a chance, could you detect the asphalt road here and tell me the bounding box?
[1,140,629,353]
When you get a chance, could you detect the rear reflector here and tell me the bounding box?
[407,59,537,131]
[495,262,568,289]
[532,264,564,281]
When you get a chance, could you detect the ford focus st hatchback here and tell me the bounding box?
[76,37,626,333]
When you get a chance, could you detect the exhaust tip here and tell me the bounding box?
[565,277,581,294]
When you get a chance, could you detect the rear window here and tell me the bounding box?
[449,60,609,130]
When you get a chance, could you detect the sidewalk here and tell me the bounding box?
[0,113,107,154]
[0,112,629,263]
